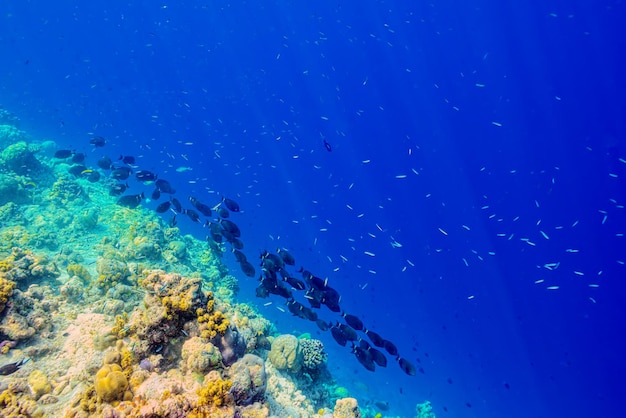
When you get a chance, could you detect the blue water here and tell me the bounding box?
[2,1,625,417]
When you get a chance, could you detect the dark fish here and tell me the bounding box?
[151,188,161,200]
[87,171,101,183]
[119,155,135,165]
[168,215,177,227]
[97,156,112,169]
[322,287,341,312]
[222,197,240,212]
[155,179,176,194]
[170,197,182,213]
[323,139,332,152]
[369,347,388,367]
[277,248,295,265]
[185,209,200,222]
[383,339,399,357]
[353,345,375,372]
[54,149,73,159]
[330,326,348,347]
[136,170,157,182]
[217,207,230,218]
[155,201,171,213]
[304,288,323,309]
[90,136,106,147]
[261,251,284,272]
[231,238,244,250]
[232,249,247,263]
[71,152,86,163]
[302,306,318,321]
[365,329,385,348]
[308,275,328,291]
[316,319,331,331]
[68,164,87,177]
[285,276,306,291]
[256,284,270,298]
[111,166,132,180]
[208,221,223,236]
[342,313,364,331]
[0,358,29,376]
[109,183,129,196]
[189,197,212,217]
[338,323,358,341]
[240,260,256,277]
[398,357,416,376]
[220,219,241,237]
[271,283,292,299]
[117,192,144,209]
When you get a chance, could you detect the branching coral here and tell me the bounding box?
[196,291,230,339]
[196,372,233,408]
[300,338,327,371]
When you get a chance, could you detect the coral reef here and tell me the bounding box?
[0,118,405,417]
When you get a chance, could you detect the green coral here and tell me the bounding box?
[96,257,130,290]
[0,141,43,175]
[415,401,436,418]
[47,175,87,205]
[67,263,92,282]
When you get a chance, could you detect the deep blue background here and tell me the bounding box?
[2,1,625,417]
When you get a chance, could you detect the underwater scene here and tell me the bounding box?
[0,1,624,418]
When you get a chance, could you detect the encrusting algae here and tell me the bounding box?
[0,110,381,418]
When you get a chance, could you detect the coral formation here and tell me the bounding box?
[0,274,15,314]
[415,400,437,418]
[94,363,132,403]
[268,334,303,372]
[196,370,233,408]
[333,397,361,418]
[227,354,266,406]
[181,336,222,373]
[300,338,328,371]
[28,369,52,400]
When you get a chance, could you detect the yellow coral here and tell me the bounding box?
[111,312,131,338]
[196,376,233,407]
[28,370,52,400]
[67,263,92,282]
[0,274,15,313]
[94,364,131,403]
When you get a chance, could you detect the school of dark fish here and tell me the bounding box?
[56,135,416,377]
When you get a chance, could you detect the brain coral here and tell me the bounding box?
[268,334,302,372]
[94,364,131,403]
